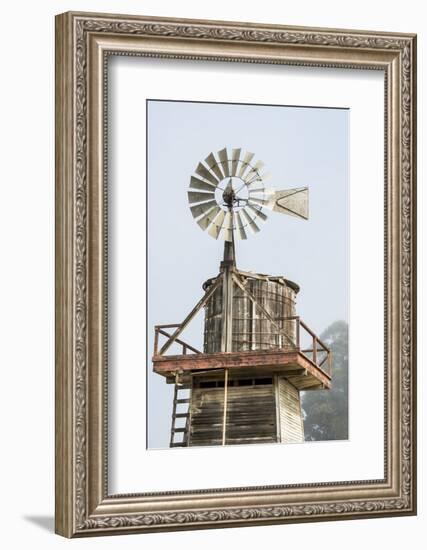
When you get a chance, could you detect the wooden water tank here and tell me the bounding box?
[203,270,299,354]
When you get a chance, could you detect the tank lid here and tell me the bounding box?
[202,268,300,293]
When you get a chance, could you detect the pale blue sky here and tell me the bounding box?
[147,99,349,448]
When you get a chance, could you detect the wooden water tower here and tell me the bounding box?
[152,148,332,447]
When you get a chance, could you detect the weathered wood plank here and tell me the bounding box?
[277,378,304,443]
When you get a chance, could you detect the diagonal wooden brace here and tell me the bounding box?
[158,273,223,355]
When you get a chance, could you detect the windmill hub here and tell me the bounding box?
[222,180,235,207]
[219,177,248,210]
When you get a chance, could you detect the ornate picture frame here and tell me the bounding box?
[55,11,417,537]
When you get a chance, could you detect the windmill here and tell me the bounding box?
[188,147,308,241]
[153,148,331,448]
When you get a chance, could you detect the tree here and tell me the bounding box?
[301,320,348,441]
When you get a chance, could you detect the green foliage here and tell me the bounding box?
[301,320,348,441]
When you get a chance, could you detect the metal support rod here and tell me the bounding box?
[222,368,229,446]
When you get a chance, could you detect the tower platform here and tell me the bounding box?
[153,347,331,391]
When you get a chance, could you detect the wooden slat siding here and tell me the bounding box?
[277,378,304,443]
[188,388,224,446]
[203,271,298,354]
[189,383,277,446]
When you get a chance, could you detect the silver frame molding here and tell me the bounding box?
[55,11,417,537]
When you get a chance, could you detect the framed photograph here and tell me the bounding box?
[55,11,417,537]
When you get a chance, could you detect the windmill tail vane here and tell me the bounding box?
[188,147,309,243]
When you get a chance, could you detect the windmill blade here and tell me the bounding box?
[196,205,221,230]
[243,160,264,183]
[189,176,216,192]
[221,211,234,241]
[246,171,272,186]
[195,162,219,186]
[207,209,226,239]
[218,148,230,177]
[230,148,241,176]
[249,196,274,210]
[246,174,262,186]
[188,190,215,204]
[272,187,309,219]
[190,200,218,219]
[246,203,268,222]
[260,172,272,183]
[241,207,260,234]
[205,152,224,181]
[248,186,266,195]
[234,211,247,240]
[237,151,254,178]
[248,187,275,209]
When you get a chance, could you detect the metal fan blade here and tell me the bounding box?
[196,205,221,230]
[230,148,241,176]
[234,211,247,240]
[260,172,272,183]
[237,151,254,178]
[273,187,309,219]
[243,160,265,183]
[205,152,224,181]
[246,175,262,186]
[188,190,215,204]
[195,162,219,186]
[249,196,274,210]
[247,203,268,222]
[190,199,218,218]
[248,187,273,196]
[218,148,230,177]
[223,211,233,230]
[190,176,216,192]
[221,211,234,241]
[207,209,226,240]
[246,171,272,186]
[241,207,260,234]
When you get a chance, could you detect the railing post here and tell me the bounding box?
[154,327,159,356]
[313,336,317,365]
[296,317,300,349]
